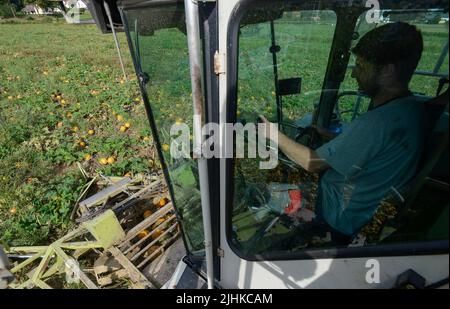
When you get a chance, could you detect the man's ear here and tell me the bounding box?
[380,63,396,79]
[377,64,397,86]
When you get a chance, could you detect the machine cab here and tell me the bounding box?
[89,0,449,288]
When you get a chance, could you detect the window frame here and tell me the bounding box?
[225,0,449,262]
[119,1,205,258]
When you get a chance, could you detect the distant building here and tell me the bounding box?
[63,0,88,9]
[22,1,87,14]
[22,4,44,14]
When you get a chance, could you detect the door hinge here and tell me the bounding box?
[214,51,226,75]
[217,247,224,258]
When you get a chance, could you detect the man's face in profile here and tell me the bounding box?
[351,55,381,97]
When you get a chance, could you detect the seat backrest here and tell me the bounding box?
[401,89,449,207]
[376,90,449,243]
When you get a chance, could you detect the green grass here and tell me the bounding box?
[238,22,337,121]
[78,11,93,21]
[0,22,157,246]
[237,20,449,124]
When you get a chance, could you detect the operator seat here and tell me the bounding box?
[403,89,449,205]
[378,89,449,243]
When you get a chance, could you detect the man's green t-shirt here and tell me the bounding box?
[315,95,428,236]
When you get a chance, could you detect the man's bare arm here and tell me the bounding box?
[260,115,330,173]
[278,131,330,173]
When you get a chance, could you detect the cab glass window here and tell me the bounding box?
[339,10,449,124]
[122,4,204,255]
[232,8,337,255]
[230,5,449,258]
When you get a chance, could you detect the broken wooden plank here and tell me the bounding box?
[131,221,178,262]
[60,240,103,250]
[137,231,180,269]
[33,279,52,289]
[59,241,104,250]
[94,253,122,275]
[30,247,53,284]
[123,214,177,255]
[111,179,164,212]
[72,248,91,260]
[79,177,134,209]
[120,203,173,245]
[108,247,154,289]
[8,246,48,253]
[52,246,98,289]
[96,269,128,287]
[57,225,88,244]
[97,174,144,186]
[126,185,147,191]
[70,175,98,220]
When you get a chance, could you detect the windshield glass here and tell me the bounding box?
[232,8,337,255]
[122,4,204,255]
[339,9,449,124]
[229,4,448,258]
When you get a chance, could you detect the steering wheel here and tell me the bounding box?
[295,126,324,150]
[278,121,324,150]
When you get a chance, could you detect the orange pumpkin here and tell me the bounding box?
[151,229,164,240]
[137,229,149,240]
[143,210,153,218]
[158,197,169,208]
[151,218,165,230]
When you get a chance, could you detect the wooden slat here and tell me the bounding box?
[34,279,53,289]
[41,256,64,279]
[13,279,34,289]
[112,179,163,211]
[123,214,176,255]
[8,246,48,253]
[108,247,154,289]
[73,248,91,260]
[137,231,180,269]
[59,241,103,250]
[119,203,173,245]
[130,222,178,262]
[57,225,87,243]
[79,177,134,209]
[30,247,53,284]
[53,246,98,289]
[10,249,47,273]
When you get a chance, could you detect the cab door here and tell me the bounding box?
[119,0,206,262]
[218,0,449,289]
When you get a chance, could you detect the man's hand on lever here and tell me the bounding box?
[258,115,278,140]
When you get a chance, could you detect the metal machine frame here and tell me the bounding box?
[87,0,449,288]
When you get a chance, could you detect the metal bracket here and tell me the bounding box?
[217,248,224,258]
[214,51,226,75]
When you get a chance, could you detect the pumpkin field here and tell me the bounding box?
[0,20,159,246]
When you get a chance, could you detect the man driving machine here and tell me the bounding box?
[260,22,427,244]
